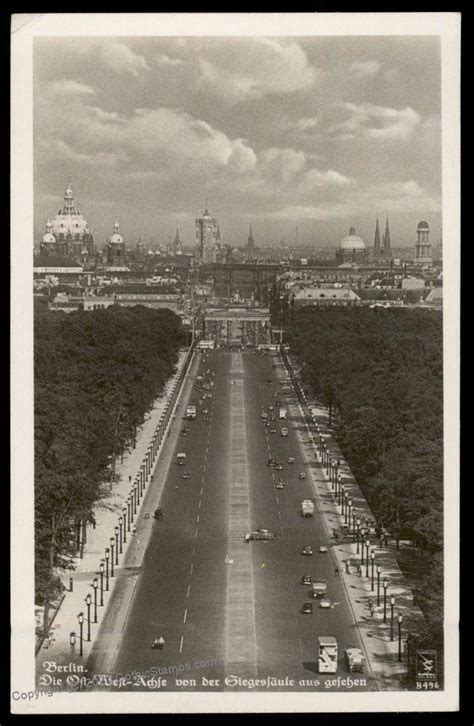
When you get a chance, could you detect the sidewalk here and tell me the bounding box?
[36,348,194,668]
[277,352,425,691]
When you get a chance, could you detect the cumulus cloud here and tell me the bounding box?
[299,168,352,192]
[259,147,306,185]
[37,86,256,175]
[98,42,150,76]
[330,103,421,140]
[48,79,95,96]
[197,38,318,101]
[155,53,183,67]
[349,60,381,78]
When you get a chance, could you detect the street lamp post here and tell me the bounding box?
[114,527,119,565]
[337,474,341,499]
[383,579,388,623]
[371,550,375,591]
[340,484,345,510]
[356,518,361,554]
[398,614,403,662]
[93,578,98,623]
[326,450,330,475]
[133,484,138,515]
[122,507,127,544]
[85,594,92,641]
[118,516,123,554]
[105,548,110,589]
[365,539,370,577]
[78,613,84,656]
[110,538,115,577]
[128,494,134,525]
[348,501,353,531]
[99,562,104,605]
[377,566,381,606]
[390,596,395,641]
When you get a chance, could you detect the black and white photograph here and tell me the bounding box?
[11,12,460,713]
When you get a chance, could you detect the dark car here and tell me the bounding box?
[301,602,313,614]
[245,528,276,542]
[301,574,312,585]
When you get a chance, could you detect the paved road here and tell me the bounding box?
[102,350,375,691]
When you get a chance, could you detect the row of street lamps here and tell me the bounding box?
[71,347,195,656]
[281,351,405,665]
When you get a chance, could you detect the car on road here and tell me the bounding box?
[318,545,328,553]
[301,574,312,585]
[288,457,295,464]
[275,463,283,470]
[301,602,313,614]
[268,405,274,411]
[281,427,289,437]
[270,427,277,433]
[261,412,268,420]
[275,479,285,489]
[345,647,365,673]
[267,458,276,467]
[266,380,273,385]
[299,472,306,480]
[202,408,208,415]
[181,471,191,479]
[319,598,332,609]
[180,428,188,436]
[245,529,276,542]
[301,545,313,556]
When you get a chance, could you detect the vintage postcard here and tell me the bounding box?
[11,12,460,713]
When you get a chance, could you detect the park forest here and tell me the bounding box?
[281,305,443,647]
[34,305,184,634]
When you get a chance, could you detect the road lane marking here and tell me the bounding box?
[200,487,203,495]
[198,500,202,509]
[179,636,184,653]
[190,563,194,575]
[192,547,195,556]
[195,527,198,537]
[186,584,191,598]
[196,514,200,523]
[183,608,187,624]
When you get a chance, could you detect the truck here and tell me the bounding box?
[312,580,328,598]
[302,499,315,517]
[344,647,365,673]
[186,405,196,420]
[278,407,287,420]
[317,636,338,674]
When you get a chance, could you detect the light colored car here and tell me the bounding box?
[318,545,328,553]
[281,428,289,437]
[299,472,306,480]
[319,598,332,609]
[245,529,276,541]
[288,457,295,464]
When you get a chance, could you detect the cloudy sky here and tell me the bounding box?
[34,35,441,249]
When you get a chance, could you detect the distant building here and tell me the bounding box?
[196,206,219,263]
[245,224,257,259]
[335,227,369,265]
[292,285,360,307]
[39,181,94,261]
[414,221,432,264]
[203,304,271,347]
[106,222,126,265]
[401,277,425,290]
[423,287,443,306]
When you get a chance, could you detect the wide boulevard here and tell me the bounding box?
[94,349,375,691]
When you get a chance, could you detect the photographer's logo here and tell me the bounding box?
[416,650,437,681]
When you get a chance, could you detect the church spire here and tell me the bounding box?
[374,215,381,256]
[247,223,255,248]
[383,217,391,253]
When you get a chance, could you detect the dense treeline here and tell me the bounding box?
[283,306,443,642]
[35,305,183,631]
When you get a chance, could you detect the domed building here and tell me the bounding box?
[39,182,95,259]
[106,221,126,265]
[336,227,369,265]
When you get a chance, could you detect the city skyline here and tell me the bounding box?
[34,36,441,248]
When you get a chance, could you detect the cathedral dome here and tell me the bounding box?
[417,220,430,231]
[340,227,366,250]
[50,183,90,238]
[42,232,56,244]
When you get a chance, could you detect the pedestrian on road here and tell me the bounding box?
[345,559,351,574]
[357,565,362,577]
[370,606,375,618]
